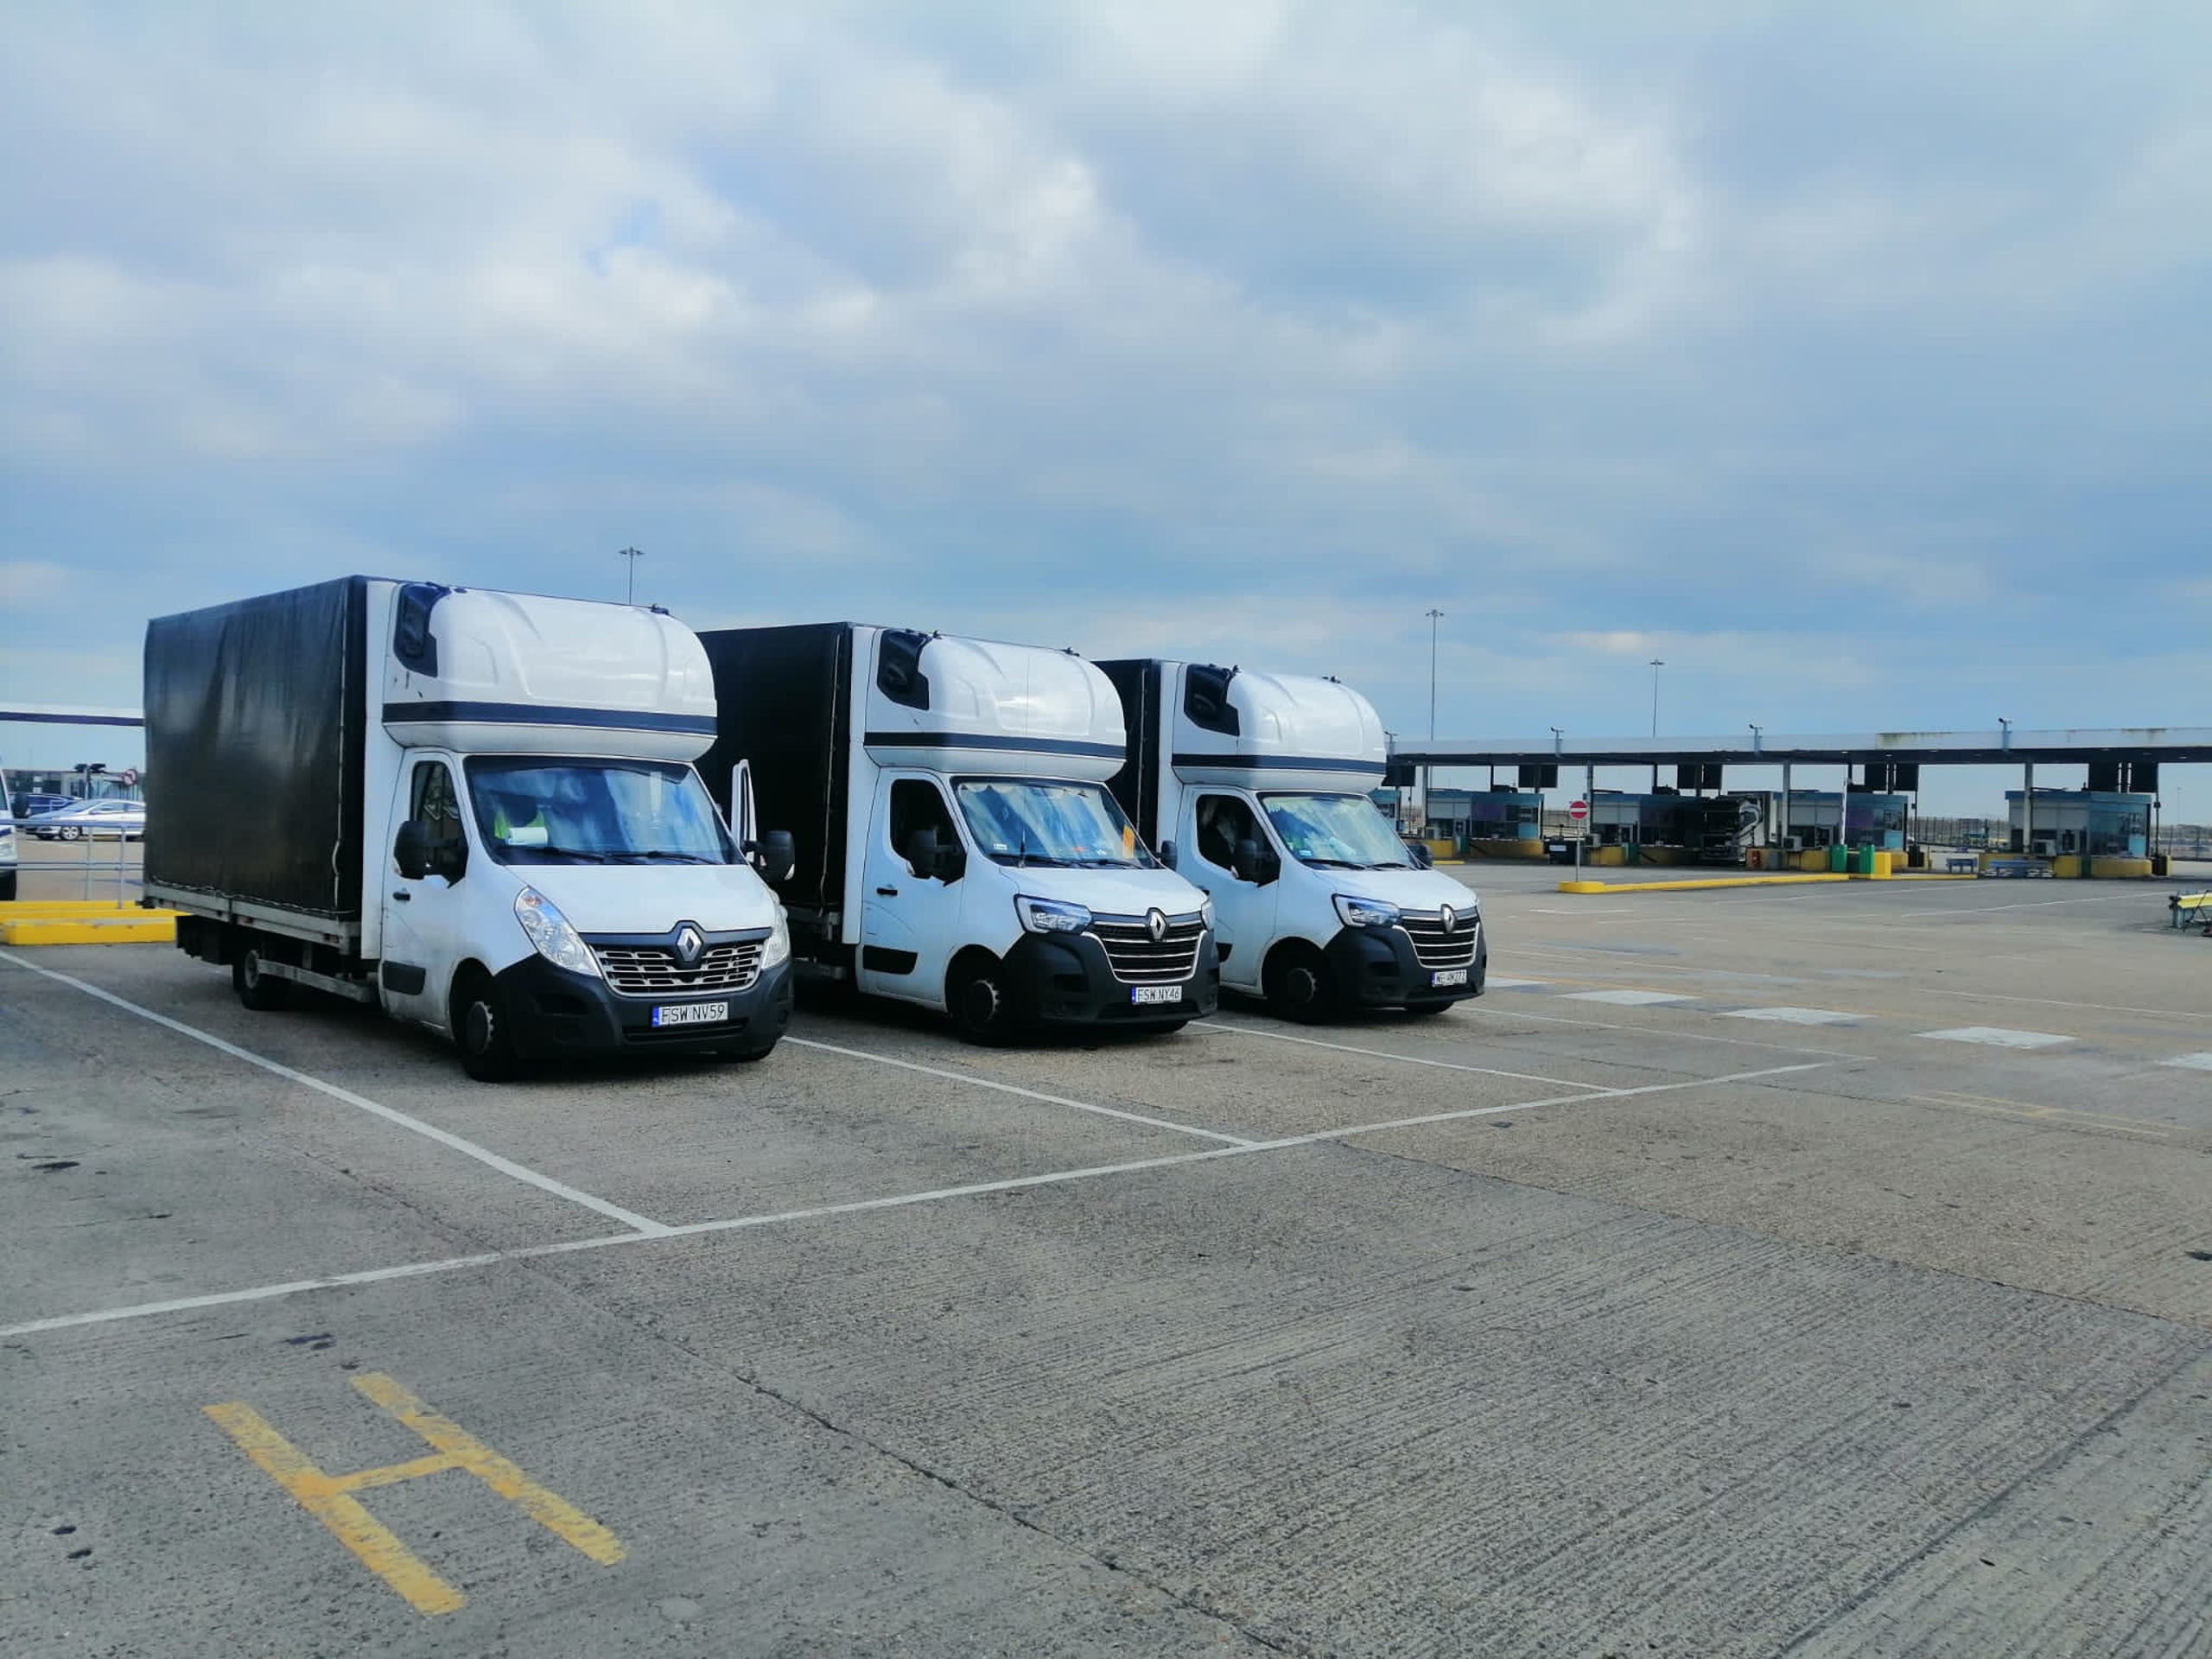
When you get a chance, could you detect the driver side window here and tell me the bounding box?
[410,761,467,880]
[888,779,956,877]
[1194,793,1260,873]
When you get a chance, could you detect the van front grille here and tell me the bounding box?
[1088,914,1206,984]
[592,941,762,997]
[1397,912,1478,969]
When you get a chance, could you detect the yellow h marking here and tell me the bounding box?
[205,1372,626,1617]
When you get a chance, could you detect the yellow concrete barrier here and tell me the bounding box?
[1556,869,1978,895]
[0,912,177,945]
[1465,838,1549,860]
[2090,856,2153,879]
[0,900,174,919]
[1558,874,1854,893]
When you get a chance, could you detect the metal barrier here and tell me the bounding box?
[16,826,143,902]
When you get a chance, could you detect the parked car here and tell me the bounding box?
[28,799,147,840]
[11,792,75,820]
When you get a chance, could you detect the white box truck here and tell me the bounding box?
[144,578,797,1078]
[695,624,1219,1043]
[1099,660,1486,1020]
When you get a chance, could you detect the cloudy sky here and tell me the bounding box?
[3,3,2206,810]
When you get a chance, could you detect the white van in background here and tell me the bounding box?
[1100,660,1486,1020]
[697,625,1220,1043]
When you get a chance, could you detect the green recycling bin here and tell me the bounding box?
[1828,845,1850,873]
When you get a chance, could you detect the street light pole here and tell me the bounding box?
[1648,658,1664,791]
[619,546,644,605]
[1424,608,1444,836]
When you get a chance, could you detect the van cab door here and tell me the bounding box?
[858,772,966,1007]
[380,756,476,1029]
[1181,790,1279,993]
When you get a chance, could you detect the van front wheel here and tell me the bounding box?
[453,970,522,1082]
[1264,942,1337,1025]
[950,954,1017,1046]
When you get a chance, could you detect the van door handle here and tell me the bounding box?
[876,887,899,897]
[392,891,411,903]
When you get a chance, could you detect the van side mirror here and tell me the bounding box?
[934,842,967,883]
[1233,836,1276,884]
[394,820,430,881]
[1158,839,1178,870]
[746,830,796,885]
[1404,840,1434,869]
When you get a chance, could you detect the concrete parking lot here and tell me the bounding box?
[4,865,2208,1656]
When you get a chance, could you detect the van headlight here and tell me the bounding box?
[1199,897,1215,931]
[760,908,791,969]
[1333,893,1401,928]
[514,887,601,977]
[1016,895,1092,934]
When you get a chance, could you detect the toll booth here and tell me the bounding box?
[2005,791,2151,860]
[1588,791,1645,846]
[1439,787,1543,842]
[1785,791,1908,850]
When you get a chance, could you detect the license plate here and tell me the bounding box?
[1430,969,1469,988]
[652,1001,728,1027]
[1131,984,1184,1007]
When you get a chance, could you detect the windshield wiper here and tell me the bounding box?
[608,850,719,864]
[1300,856,1364,868]
[524,844,620,862]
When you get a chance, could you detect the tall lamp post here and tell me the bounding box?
[619,545,644,605]
[1648,658,1664,791]
[1424,608,1444,835]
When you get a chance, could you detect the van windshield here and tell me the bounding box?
[1260,791,1413,869]
[953,779,1155,868]
[464,758,734,866]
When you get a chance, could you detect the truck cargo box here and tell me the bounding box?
[696,623,855,918]
[144,576,368,925]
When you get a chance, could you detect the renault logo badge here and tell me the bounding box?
[1146,908,1167,943]
[675,925,704,964]
[1440,905,1458,934]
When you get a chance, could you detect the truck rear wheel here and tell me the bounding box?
[950,952,1018,1046]
[452,970,522,1082]
[232,943,293,1012]
[1263,942,1337,1025]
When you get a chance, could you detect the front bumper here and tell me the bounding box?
[1324,924,1487,1008]
[491,954,795,1058]
[1004,928,1221,1029]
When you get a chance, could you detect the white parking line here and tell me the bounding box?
[1189,1020,1606,1092]
[0,949,670,1236]
[0,1061,1827,1339]
[1565,988,1697,1007]
[1464,1003,1863,1060]
[1486,977,1550,989]
[1895,894,2147,918]
[1917,1027,2075,1050]
[2160,1053,2212,1071]
[786,1036,1255,1147]
[1721,1007,1862,1026]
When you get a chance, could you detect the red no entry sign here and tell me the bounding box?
[1567,798,1589,821]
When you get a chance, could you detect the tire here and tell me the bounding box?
[949,954,1018,1046]
[452,970,522,1082]
[60,825,82,842]
[1263,942,1337,1025]
[232,944,293,1012]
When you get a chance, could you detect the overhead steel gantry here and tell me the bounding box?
[1388,726,2210,852]
[1390,726,2212,770]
